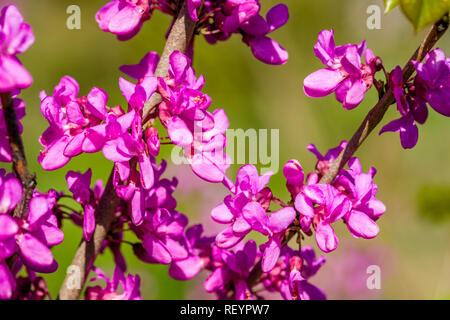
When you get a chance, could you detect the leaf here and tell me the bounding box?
[400,0,450,32]
[383,0,400,13]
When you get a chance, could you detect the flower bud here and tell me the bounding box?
[145,126,160,157]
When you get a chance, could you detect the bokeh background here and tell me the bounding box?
[1,0,449,299]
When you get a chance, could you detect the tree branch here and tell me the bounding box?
[0,92,36,219]
[58,0,198,300]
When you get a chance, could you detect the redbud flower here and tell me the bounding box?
[0,5,34,91]
[303,29,377,109]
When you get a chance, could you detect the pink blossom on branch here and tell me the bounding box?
[380,48,450,149]
[95,1,289,65]
[303,29,379,109]
[0,5,34,92]
[0,172,63,299]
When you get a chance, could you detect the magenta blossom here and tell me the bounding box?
[262,246,326,300]
[302,183,352,253]
[66,169,101,241]
[96,1,289,65]
[38,76,136,170]
[303,29,378,109]
[204,240,259,300]
[168,224,215,281]
[241,3,290,65]
[335,157,385,239]
[156,50,232,184]
[242,203,296,272]
[379,66,422,149]
[0,5,34,92]
[212,164,273,249]
[0,182,63,299]
[380,49,449,149]
[132,208,189,265]
[296,142,385,252]
[412,48,449,117]
[96,0,152,41]
[85,266,141,300]
[202,1,289,65]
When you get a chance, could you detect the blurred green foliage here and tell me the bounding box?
[1,0,449,299]
[418,185,450,223]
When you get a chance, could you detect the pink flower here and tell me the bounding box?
[242,203,296,272]
[303,29,378,109]
[95,0,152,41]
[243,4,290,65]
[38,76,135,170]
[132,208,189,264]
[0,184,63,299]
[203,1,289,65]
[380,49,449,149]
[379,66,421,149]
[0,5,34,92]
[412,48,450,117]
[212,164,273,249]
[302,183,352,253]
[156,51,232,184]
[168,224,214,281]
[0,169,22,214]
[66,169,100,241]
[204,240,259,300]
[335,157,386,239]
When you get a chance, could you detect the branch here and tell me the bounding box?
[247,18,449,290]
[0,92,36,219]
[58,0,198,300]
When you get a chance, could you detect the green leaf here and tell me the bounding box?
[383,0,400,13]
[400,0,450,32]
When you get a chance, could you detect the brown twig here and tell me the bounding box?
[0,92,36,218]
[247,19,449,290]
[58,1,198,300]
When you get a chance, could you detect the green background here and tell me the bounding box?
[1,0,449,299]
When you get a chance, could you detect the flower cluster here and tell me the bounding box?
[84,267,142,300]
[0,5,34,92]
[96,0,289,65]
[303,29,380,109]
[6,1,446,301]
[0,170,63,300]
[380,48,450,149]
[38,76,136,171]
[261,246,326,300]
[287,143,385,253]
